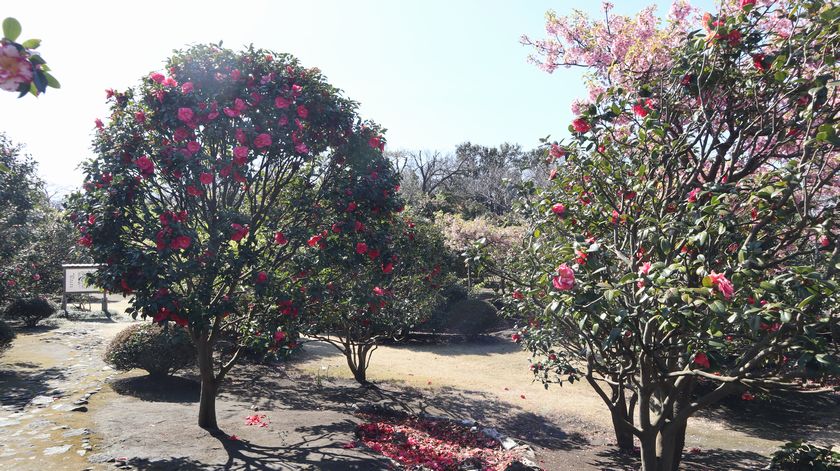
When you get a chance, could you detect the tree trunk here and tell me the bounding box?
[610,391,635,451]
[346,344,370,385]
[196,337,218,430]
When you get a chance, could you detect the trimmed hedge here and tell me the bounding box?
[104,323,196,377]
[0,320,14,354]
[4,297,56,327]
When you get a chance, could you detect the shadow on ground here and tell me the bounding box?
[588,447,769,471]
[110,374,200,403]
[0,365,66,409]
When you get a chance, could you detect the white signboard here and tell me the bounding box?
[64,267,101,293]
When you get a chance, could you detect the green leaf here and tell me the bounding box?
[710,300,726,314]
[702,276,713,288]
[3,17,22,42]
[21,38,40,49]
[796,294,817,310]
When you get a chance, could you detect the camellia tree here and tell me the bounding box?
[68,44,392,429]
[498,1,839,470]
[301,197,449,385]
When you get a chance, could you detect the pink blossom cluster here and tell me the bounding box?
[0,44,33,91]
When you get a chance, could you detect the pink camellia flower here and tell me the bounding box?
[688,187,701,203]
[254,133,272,149]
[708,271,734,300]
[163,77,177,88]
[373,286,386,296]
[274,231,288,245]
[186,141,201,154]
[274,96,292,108]
[296,105,308,119]
[295,142,309,154]
[552,264,575,291]
[819,235,831,247]
[512,290,524,300]
[346,201,357,212]
[233,146,249,165]
[135,156,154,176]
[551,203,566,216]
[356,242,368,254]
[177,107,194,123]
[0,45,34,91]
[549,144,565,160]
[255,271,268,284]
[95,119,104,130]
[693,352,711,369]
[639,261,651,275]
[740,0,756,8]
[548,168,558,181]
[230,69,241,81]
[572,118,591,133]
[181,81,194,93]
[32,273,41,281]
[199,172,214,185]
[134,111,146,123]
[234,98,248,112]
[149,72,165,83]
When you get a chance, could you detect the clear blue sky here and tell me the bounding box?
[0,0,712,194]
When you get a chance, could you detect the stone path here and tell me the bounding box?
[0,320,120,470]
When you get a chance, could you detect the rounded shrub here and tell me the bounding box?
[0,320,15,354]
[104,323,196,377]
[443,298,499,338]
[4,297,56,327]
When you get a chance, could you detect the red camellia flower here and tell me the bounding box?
[741,391,755,401]
[274,231,288,245]
[233,146,249,165]
[346,201,358,212]
[752,54,767,72]
[632,102,649,118]
[199,172,214,185]
[254,133,272,148]
[818,235,830,247]
[740,0,756,8]
[549,144,565,160]
[273,330,286,343]
[511,333,521,342]
[297,105,309,119]
[693,352,711,369]
[368,248,380,260]
[177,107,194,123]
[572,118,591,133]
[551,203,566,216]
[552,264,575,291]
[181,81,194,93]
[382,262,394,274]
[512,290,524,300]
[687,187,700,203]
[369,136,384,150]
[134,111,146,123]
[307,234,324,248]
[230,223,249,242]
[727,29,742,46]
[170,235,192,250]
[150,72,165,83]
[136,156,155,176]
[255,271,268,284]
[708,271,734,300]
[356,242,368,254]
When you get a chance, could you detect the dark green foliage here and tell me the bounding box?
[770,441,840,471]
[4,297,56,327]
[0,320,14,353]
[104,323,196,377]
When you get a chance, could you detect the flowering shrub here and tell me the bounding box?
[0,18,59,96]
[301,199,450,384]
[67,44,390,429]
[104,323,196,377]
[498,1,840,470]
[355,414,524,471]
[769,440,840,470]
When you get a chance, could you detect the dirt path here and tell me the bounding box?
[0,317,126,470]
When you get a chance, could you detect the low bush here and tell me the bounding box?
[0,320,15,354]
[4,297,56,327]
[769,441,840,470]
[424,298,499,338]
[104,323,196,377]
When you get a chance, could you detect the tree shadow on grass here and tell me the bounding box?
[109,374,200,403]
[696,387,840,445]
[588,447,768,471]
[0,366,66,409]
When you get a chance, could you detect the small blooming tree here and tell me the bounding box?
[502,1,839,470]
[299,153,448,383]
[68,44,390,429]
[1,18,58,97]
